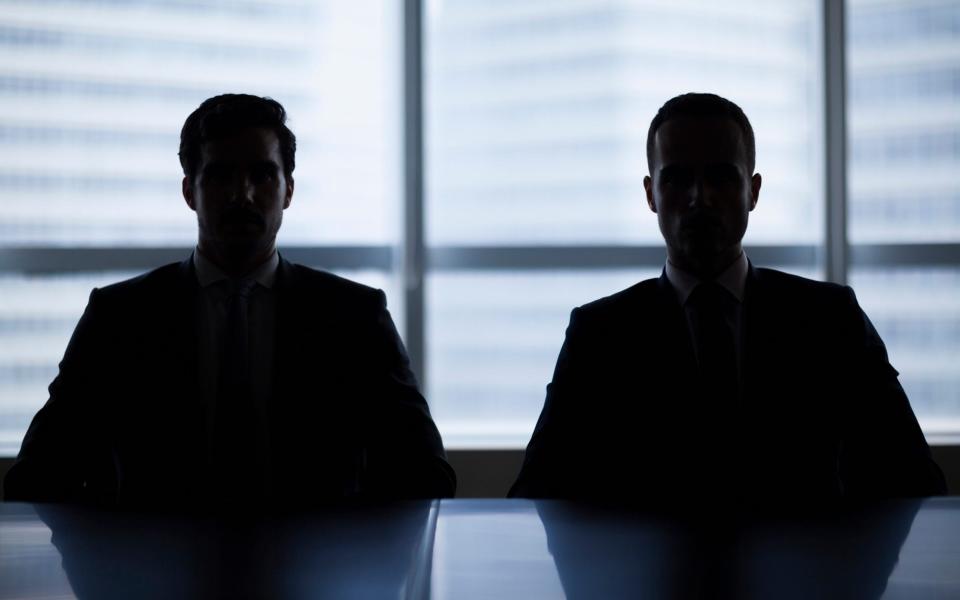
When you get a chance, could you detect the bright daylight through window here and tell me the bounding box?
[0,0,957,454]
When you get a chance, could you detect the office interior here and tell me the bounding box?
[0,0,958,499]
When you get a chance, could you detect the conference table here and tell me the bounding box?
[1,498,958,599]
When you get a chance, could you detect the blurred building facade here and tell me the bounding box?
[0,0,956,452]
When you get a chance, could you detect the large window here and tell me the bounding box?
[0,0,957,455]
[425,0,824,446]
[0,1,402,455]
[847,0,960,441]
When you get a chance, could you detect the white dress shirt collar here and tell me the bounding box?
[664,251,749,306]
[193,247,280,290]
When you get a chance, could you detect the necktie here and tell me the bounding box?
[213,278,260,503]
[687,281,739,403]
[687,281,741,492]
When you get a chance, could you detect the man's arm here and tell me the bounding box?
[510,307,598,498]
[837,287,947,498]
[360,290,456,499]
[3,289,117,504]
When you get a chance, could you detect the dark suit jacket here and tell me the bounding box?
[510,266,946,502]
[5,256,455,508]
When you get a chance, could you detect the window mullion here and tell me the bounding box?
[824,0,848,285]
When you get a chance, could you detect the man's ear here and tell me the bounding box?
[182,176,196,211]
[283,176,294,210]
[643,175,657,213]
[749,172,762,211]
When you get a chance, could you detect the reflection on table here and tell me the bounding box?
[536,501,919,599]
[0,502,435,600]
[1,499,959,599]
[434,499,960,600]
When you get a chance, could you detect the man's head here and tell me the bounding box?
[643,93,761,278]
[180,94,296,272]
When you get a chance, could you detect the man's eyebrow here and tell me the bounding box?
[201,160,226,171]
[252,159,281,169]
[658,164,688,174]
[706,162,743,173]
[659,162,741,171]
[203,159,279,169]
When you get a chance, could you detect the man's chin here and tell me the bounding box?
[217,235,266,255]
[679,237,725,259]
[221,222,264,235]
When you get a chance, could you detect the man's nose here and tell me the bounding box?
[228,174,256,204]
[688,175,711,208]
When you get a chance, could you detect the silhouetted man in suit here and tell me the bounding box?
[511,93,946,503]
[5,94,455,508]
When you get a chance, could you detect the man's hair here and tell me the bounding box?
[646,92,756,174]
[179,93,296,183]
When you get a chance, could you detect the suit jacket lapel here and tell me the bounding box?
[655,269,698,383]
[271,256,306,414]
[168,256,204,441]
[173,256,200,391]
[741,262,774,409]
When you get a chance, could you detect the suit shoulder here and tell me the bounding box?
[286,263,384,302]
[754,267,851,302]
[579,277,661,311]
[575,277,661,318]
[91,261,183,300]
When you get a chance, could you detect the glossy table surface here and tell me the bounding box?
[1,498,958,599]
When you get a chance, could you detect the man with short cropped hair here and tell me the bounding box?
[6,94,455,507]
[511,92,946,502]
